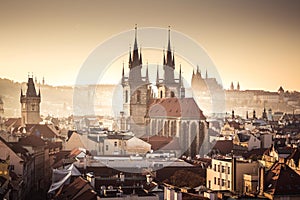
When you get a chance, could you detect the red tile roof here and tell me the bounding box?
[141,135,172,151]
[147,98,206,119]
[29,124,60,139]
[18,135,45,147]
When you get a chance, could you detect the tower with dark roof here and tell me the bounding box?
[122,25,152,129]
[157,27,184,99]
[20,76,41,125]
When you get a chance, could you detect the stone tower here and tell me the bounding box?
[156,27,184,99]
[122,25,151,130]
[20,76,41,125]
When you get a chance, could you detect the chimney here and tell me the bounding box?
[86,172,95,188]
[259,167,265,196]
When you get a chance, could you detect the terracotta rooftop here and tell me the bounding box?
[147,98,206,119]
[264,162,300,196]
[141,135,173,151]
[29,124,60,139]
[18,135,45,147]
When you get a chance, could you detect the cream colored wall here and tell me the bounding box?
[0,140,23,176]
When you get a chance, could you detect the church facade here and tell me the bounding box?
[120,26,208,158]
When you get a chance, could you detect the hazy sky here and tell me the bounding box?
[0,0,299,91]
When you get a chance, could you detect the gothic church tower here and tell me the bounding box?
[20,76,41,125]
[122,25,151,129]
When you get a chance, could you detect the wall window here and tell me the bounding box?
[106,145,108,151]
[222,166,225,173]
[214,177,216,184]
[218,178,220,185]
[228,167,230,174]
[214,164,216,171]
[160,90,163,98]
[114,141,117,147]
[222,179,225,186]
[170,91,175,97]
[218,164,220,172]
[228,180,230,188]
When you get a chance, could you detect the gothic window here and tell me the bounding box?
[125,90,128,103]
[137,90,141,103]
[160,90,163,98]
[31,104,35,111]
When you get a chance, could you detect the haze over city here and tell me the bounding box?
[0,0,300,91]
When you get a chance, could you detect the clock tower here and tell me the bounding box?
[20,76,41,126]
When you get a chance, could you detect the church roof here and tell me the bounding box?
[147,98,206,119]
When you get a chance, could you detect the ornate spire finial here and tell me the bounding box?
[167,26,171,52]
[134,24,138,50]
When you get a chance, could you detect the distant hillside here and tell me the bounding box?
[0,78,120,117]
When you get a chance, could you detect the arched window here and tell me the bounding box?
[137,90,141,103]
[170,91,175,97]
[125,90,128,103]
[160,90,163,98]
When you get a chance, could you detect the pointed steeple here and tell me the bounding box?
[134,24,138,51]
[179,64,182,81]
[131,24,140,68]
[122,61,125,80]
[156,65,160,85]
[230,82,234,90]
[205,69,208,79]
[167,26,171,52]
[139,47,142,65]
[163,49,166,66]
[146,61,149,83]
[128,45,132,67]
[172,50,175,66]
[237,82,240,91]
[26,77,38,97]
[166,26,174,68]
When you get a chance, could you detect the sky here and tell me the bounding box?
[0,0,300,91]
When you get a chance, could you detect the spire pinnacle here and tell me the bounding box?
[167,26,171,52]
[205,69,208,79]
[156,64,160,85]
[146,61,149,83]
[134,24,138,50]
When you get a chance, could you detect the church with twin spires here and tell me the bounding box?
[121,26,207,158]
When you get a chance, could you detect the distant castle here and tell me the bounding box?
[121,26,207,157]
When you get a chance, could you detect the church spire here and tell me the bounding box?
[163,49,166,66]
[166,26,174,68]
[156,65,160,85]
[131,24,140,68]
[167,26,171,52]
[134,24,138,51]
[205,69,208,79]
[146,61,149,83]
[128,45,132,67]
[139,47,142,65]
[179,64,182,83]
